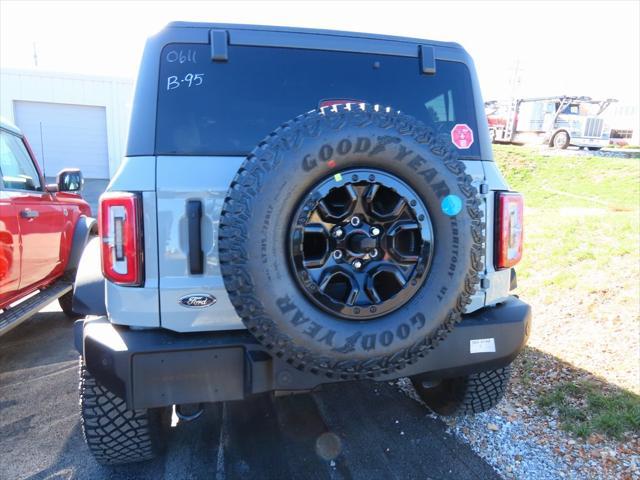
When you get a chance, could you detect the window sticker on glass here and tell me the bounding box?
[450,123,474,149]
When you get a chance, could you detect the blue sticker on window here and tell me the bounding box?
[441,195,462,216]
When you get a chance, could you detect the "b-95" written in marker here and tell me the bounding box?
[166,73,205,91]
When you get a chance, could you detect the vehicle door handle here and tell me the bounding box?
[20,209,39,219]
[186,200,204,274]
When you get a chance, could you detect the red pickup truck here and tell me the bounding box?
[0,119,96,335]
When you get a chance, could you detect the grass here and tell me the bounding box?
[537,381,640,439]
[607,144,640,150]
[493,145,640,440]
[493,145,640,301]
[495,145,638,207]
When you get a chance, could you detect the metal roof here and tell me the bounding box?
[166,22,463,50]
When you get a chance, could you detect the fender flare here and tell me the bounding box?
[65,215,98,274]
[72,236,107,316]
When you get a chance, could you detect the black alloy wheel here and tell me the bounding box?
[290,168,434,320]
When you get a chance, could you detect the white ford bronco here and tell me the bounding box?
[72,22,530,464]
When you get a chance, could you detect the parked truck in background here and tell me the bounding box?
[0,119,95,335]
[486,95,616,150]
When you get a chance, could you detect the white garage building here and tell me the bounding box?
[0,69,133,210]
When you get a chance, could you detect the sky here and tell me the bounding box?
[1,0,639,104]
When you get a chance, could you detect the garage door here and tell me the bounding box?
[14,101,109,179]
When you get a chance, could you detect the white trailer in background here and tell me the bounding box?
[486,96,616,150]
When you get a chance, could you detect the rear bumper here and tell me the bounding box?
[76,296,531,409]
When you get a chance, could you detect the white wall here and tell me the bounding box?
[0,69,133,177]
[605,103,640,144]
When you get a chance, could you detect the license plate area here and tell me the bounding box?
[132,347,245,408]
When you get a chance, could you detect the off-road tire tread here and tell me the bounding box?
[79,359,162,465]
[219,103,485,379]
[453,366,511,415]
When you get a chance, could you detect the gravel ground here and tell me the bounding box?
[441,397,639,480]
[396,378,568,480]
[397,359,640,480]
[461,144,640,479]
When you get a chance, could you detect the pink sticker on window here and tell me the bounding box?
[450,124,474,150]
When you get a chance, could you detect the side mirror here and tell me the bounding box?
[57,168,84,192]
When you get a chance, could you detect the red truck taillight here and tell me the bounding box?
[99,192,143,286]
[495,192,524,269]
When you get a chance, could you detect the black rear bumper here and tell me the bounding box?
[76,296,531,409]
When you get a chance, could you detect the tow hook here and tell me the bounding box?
[174,403,204,422]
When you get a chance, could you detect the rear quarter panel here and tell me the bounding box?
[105,157,161,327]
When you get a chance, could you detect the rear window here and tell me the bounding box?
[156,44,480,157]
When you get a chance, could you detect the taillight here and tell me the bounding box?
[495,192,524,269]
[99,192,143,286]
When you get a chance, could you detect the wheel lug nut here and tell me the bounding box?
[350,216,361,227]
[333,250,343,260]
[352,259,363,269]
[370,248,379,258]
[371,227,381,236]
[333,228,344,238]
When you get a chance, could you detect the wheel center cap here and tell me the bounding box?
[348,233,377,253]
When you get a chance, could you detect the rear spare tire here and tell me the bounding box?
[219,104,484,378]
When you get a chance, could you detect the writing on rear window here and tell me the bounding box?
[167,73,205,91]
[166,49,198,64]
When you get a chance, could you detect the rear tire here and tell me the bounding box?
[79,360,166,465]
[59,291,79,319]
[411,366,511,416]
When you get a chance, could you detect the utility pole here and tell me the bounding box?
[509,58,522,102]
[32,42,38,67]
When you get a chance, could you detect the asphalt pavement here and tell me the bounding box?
[0,303,500,480]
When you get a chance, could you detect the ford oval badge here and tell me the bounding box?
[179,294,216,308]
